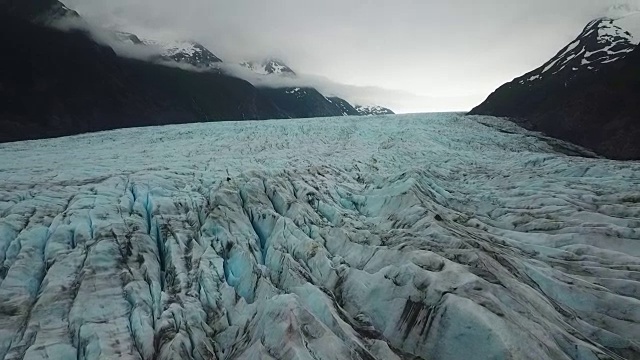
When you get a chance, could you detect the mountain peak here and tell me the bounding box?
[144,39,223,67]
[354,105,395,116]
[110,32,223,68]
[515,16,637,86]
[241,58,296,76]
[470,15,640,159]
[585,17,635,45]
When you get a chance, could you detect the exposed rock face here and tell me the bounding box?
[327,97,361,116]
[0,114,638,360]
[470,15,640,160]
[0,0,78,23]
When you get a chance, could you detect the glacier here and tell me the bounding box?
[0,113,638,360]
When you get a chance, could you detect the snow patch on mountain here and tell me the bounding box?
[241,59,296,76]
[283,87,308,100]
[283,87,307,100]
[150,40,200,57]
[285,87,302,94]
[355,105,395,116]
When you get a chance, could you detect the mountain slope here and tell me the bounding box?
[0,0,78,22]
[327,97,361,116]
[259,87,350,118]
[470,15,640,159]
[0,7,287,142]
[240,60,360,118]
[0,0,396,142]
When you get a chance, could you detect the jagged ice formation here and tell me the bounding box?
[0,114,639,359]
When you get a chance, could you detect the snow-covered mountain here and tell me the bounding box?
[470,13,640,159]
[114,32,223,68]
[1,0,397,142]
[1,114,638,359]
[148,40,222,68]
[109,34,395,119]
[239,59,362,118]
[242,59,396,118]
[241,58,296,76]
[355,105,395,116]
[517,14,639,86]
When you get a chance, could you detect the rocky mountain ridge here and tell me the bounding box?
[470,14,640,159]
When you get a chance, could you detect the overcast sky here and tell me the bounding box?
[62,0,639,113]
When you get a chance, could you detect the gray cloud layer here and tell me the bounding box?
[61,0,640,112]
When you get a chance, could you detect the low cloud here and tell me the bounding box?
[606,1,640,16]
[51,15,167,61]
[218,64,477,113]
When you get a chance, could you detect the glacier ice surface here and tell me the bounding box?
[0,113,639,359]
